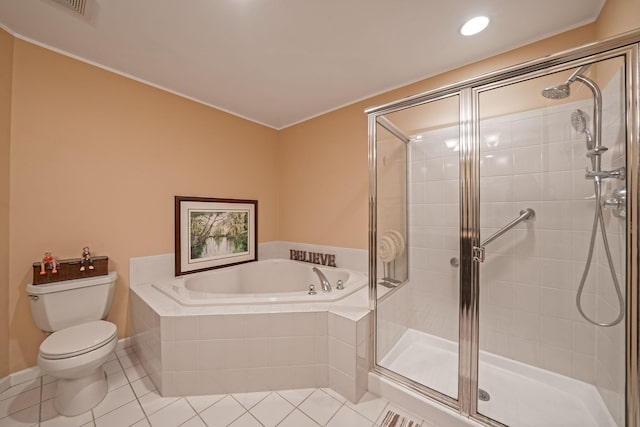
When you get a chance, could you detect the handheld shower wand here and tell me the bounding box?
[571,109,596,171]
[571,109,594,150]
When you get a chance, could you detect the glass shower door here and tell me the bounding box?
[374,95,462,402]
[475,55,627,427]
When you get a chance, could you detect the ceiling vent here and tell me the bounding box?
[49,0,88,16]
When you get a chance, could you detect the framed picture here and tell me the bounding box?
[175,196,257,276]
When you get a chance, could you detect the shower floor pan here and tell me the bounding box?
[380,329,616,427]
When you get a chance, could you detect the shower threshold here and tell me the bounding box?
[379,329,616,427]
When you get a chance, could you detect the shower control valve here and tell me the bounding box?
[603,187,626,218]
[611,167,626,180]
[585,167,625,181]
[586,146,608,158]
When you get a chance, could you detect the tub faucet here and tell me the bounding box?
[312,267,332,292]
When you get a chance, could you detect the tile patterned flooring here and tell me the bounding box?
[0,347,430,427]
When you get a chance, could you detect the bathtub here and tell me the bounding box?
[152,259,367,306]
[131,254,371,399]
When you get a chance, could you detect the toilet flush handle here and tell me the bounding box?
[28,294,39,301]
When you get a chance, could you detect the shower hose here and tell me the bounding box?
[576,179,625,327]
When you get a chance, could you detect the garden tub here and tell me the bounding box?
[152,259,367,306]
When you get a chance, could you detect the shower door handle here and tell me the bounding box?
[472,246,485,263]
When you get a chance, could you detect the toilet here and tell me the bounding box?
[26,272,118,416]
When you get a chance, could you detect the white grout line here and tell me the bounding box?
[181,398,208,426]
[38,376,43,424]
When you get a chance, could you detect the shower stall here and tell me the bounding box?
[367,32,639,427]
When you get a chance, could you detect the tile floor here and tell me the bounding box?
[0,347,430,427]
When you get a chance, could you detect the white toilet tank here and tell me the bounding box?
[26,272,117,332]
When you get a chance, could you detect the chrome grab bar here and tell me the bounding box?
[481,208,536,247]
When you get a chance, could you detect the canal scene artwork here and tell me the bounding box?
[189,210,249,260]
[175,196,257,275]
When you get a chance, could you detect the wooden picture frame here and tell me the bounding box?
[175,196,257,276]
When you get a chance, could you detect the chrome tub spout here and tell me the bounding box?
[312,267,332,292]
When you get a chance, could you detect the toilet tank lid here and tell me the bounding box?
[40,320,117,359]
[27,272,117,295]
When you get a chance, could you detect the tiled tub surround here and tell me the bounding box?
[260,241,368,273]
[385,68,626,424]
[130,249,371,403]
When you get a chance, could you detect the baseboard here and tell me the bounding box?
[0,336,131,388]
[115,336,131,353]
[0,375,9,395]
[8,365,41,387]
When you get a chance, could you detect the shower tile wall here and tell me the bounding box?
[407,127,460,344]
[376,133,410,362]
[404,70,625,424]
[595,68,626,426]
[476,103,597,378]
[376,134,409,284]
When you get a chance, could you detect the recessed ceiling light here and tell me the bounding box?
[460,16,490,36]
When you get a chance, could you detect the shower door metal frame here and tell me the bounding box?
[369,90,467,413]
[469,45,638,426]
[626,41,639,427]
[367,29,640,427]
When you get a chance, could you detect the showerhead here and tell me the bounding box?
[541,64,592,100]
[542,84,571,99]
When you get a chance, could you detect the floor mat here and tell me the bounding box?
[380,409,422,427]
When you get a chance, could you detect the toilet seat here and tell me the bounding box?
[40,320,117,360]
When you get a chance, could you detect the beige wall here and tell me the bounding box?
[277,24,598,250]
[597,0,640,39]
[8,40,280,372]
[3,0,639,375]
[0,29,13,379]
[277,103,369,249]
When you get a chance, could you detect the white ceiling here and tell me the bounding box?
[0,0,606,129]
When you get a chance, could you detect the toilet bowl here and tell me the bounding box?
[26,272,119,417]
[37,320,118,416]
